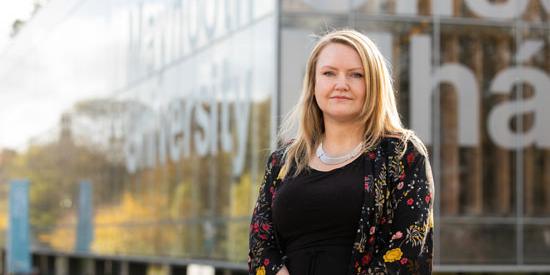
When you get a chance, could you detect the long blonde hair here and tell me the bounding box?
[278,29,427,177]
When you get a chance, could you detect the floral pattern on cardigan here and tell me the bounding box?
[248,137,434,275]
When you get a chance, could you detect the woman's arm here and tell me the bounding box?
[248,152,286,275]
[383,144,434,274]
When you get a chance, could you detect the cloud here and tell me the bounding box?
[0,1,34,52]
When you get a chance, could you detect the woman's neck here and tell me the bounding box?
[322,118,364,155]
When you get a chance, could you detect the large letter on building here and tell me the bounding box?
[488,67,550,149]
[410,35,480,146]
[464,0,529,19]
[395,0,453,16]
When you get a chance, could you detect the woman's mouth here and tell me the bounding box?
[330,96,352,100]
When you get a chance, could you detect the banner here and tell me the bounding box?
[7,179,31,274]
[75,180,93,252]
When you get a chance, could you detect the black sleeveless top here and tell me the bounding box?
[272,155,364,275]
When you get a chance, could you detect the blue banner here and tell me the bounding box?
[75,180,93,252]
[7,179,31,274]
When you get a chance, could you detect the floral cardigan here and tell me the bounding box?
[248,137,434,275]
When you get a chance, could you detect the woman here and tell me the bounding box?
[248,29,434,275]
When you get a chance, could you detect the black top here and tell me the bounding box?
[272,155,364,275]
[249,138,434,275]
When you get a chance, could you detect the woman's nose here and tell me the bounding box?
[334,74,349,91]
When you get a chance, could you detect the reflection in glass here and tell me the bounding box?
[280,0,549,268]
[0,0,277,264]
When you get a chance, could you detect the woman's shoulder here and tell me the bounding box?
[377,135,406,151]
[268,147,285,165]
[377,134,427,160]
[266,140,293,166]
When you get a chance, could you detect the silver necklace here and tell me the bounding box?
[316,141,364,165]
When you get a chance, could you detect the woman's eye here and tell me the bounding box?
[322,71,334,76]
[351,72,364,78]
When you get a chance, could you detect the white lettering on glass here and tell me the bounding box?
[488,67,550,149]
[123,60,252,176]
[395,0,453,16]
[127,0,259,82]
[395,0,549,18]
[464,0,528,19]
[410,35,480,146]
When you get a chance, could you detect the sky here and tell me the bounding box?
[0,0,37,151]
[0,0,35,53]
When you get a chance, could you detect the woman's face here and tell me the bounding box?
[314,42,366,124]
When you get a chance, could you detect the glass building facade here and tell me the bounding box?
[0,0,548,273]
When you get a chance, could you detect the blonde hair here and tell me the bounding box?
[278,29,427,177]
